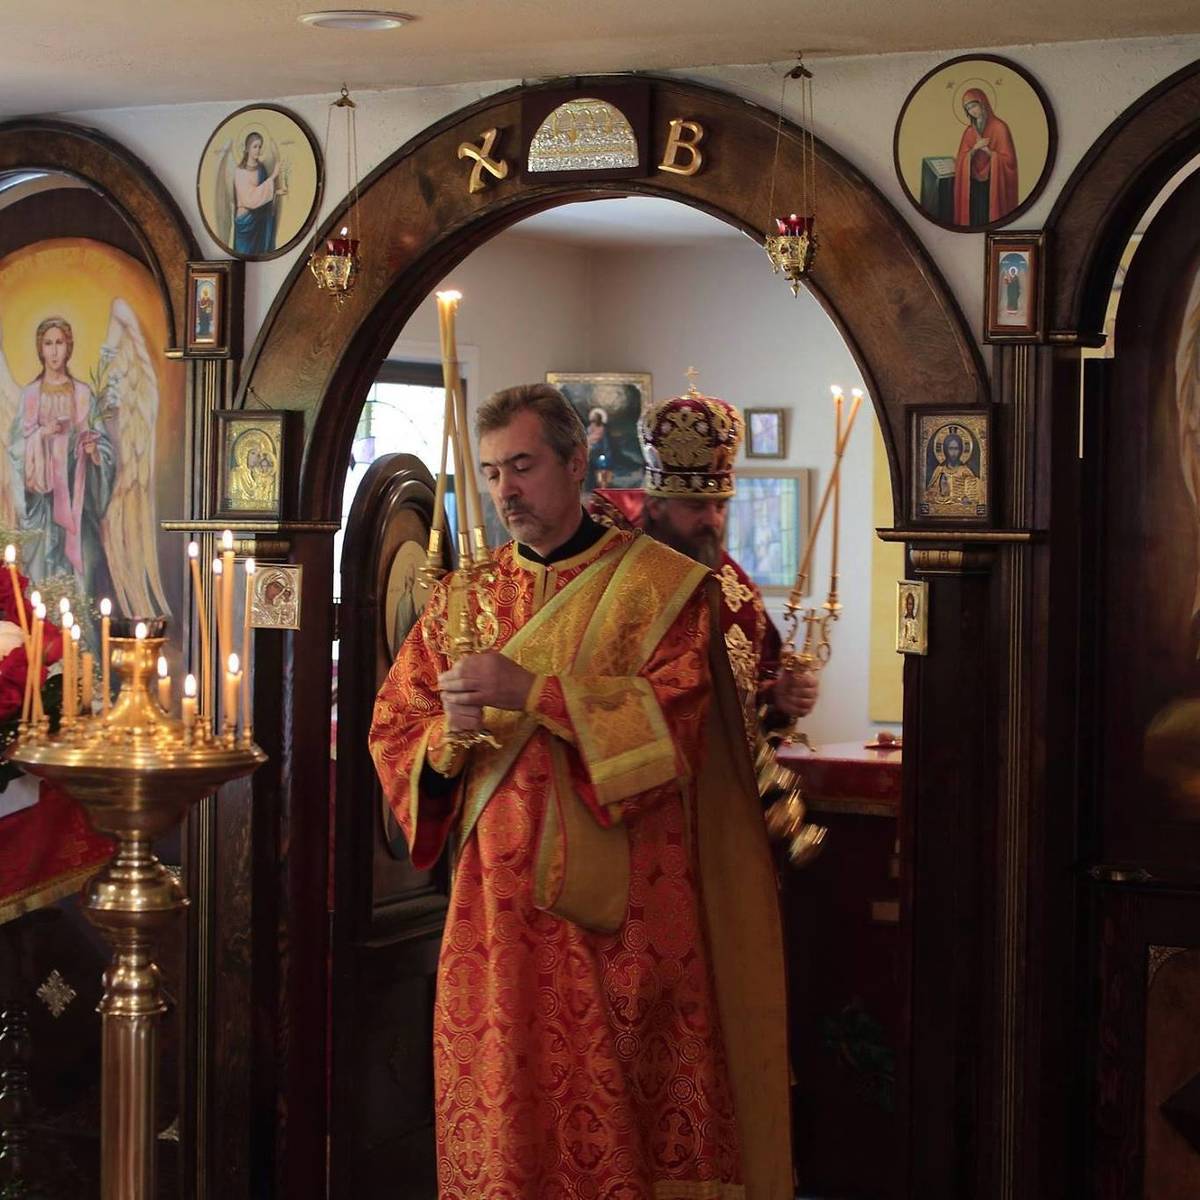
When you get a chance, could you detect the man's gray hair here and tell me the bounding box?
[475,383,587,463]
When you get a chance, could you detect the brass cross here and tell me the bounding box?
[685,365,701,393]
[457,128,510,194]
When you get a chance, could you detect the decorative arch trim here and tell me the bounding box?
[1046,59,1200,339]
[238,75,986,521]
[0,118,199,348]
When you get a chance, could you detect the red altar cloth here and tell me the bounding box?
[776,739,902,811]
[0,781,113,924]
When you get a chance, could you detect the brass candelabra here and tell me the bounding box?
[7,618,263,1200]
[762,385,862,866]
[423,289,502,751]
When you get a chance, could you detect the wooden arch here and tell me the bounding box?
[0,118,199,347]
[237,75,987,520]
[1046,58,1200,339]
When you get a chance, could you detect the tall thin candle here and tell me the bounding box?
[157,655,171,712]
[4,546,27,643]
[99,598,112,717]
[212,557,227,671]
[242,558,255,735]
[830,386,844,593]
[221,531,235,675]
[30,604,45,724]
[790,389,863,608]
[69,624,81,718]
[182,674,197,738]
[22,591,41,725]
[61,617,74,719]
[81,650,94,712]
[223,653,240,735]
[189,542,212,723]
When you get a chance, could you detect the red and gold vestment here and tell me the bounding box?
[370,525,790,1199]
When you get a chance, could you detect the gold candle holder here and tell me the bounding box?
[7,618,264,1200]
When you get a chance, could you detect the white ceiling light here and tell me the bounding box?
[298,10,413,31]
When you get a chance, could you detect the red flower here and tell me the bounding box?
[0,566,30,629]
[0,619,63,722]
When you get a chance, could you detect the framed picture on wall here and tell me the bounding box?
[896,579,929,655]
[213,409,300,520]
[909,406,992,525]
[893,54,1056,233]
[546,371,653,492]
[984,230,1045,342]
[725,468,815,595]
[196,103,323,261]
[745,408,787,459]
[185,260,242,358]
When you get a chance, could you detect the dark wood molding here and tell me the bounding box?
[236,74,987,529]
[0,118,199,349]
[1044,59,1200,338]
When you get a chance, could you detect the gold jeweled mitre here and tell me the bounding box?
[639,379,744,499]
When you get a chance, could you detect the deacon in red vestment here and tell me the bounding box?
[370,384,791,1199]
[592,381,818,744]
[953,87,1019,227]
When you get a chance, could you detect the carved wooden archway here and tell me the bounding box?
[233,76,1000,1200]
[238,75,987,520]
[0,118,198,347]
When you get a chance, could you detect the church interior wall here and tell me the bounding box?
[51,33,1200,373]
[383,228,879,743]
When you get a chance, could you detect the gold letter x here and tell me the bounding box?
[457,128,510,194]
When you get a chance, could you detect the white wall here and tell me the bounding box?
[582,239,873,745]
[56,35,1200,361]
[390,234,594,404]
[384,227,875,743]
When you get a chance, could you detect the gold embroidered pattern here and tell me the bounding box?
[718,564,754,614]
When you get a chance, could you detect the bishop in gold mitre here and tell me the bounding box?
[369,383,791,1199]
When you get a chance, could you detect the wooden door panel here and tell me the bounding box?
[331,454,450,1198]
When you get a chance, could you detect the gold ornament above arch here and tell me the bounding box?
[236,75,987,520]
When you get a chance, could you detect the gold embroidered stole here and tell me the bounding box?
[457,534,708,851]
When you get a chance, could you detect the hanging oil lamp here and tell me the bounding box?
[764,56,818,294]
[309,85,363,306]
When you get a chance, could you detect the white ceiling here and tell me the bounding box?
[5,0,1200,118]
[506,196,746,248]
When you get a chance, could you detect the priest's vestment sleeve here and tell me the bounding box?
[368,582,463,869]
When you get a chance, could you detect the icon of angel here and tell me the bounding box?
[212,126,285,257]
[0,304,169,635]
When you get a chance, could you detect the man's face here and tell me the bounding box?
[40,327,69,373]
[945,437,963,466]
[645,496,729,567]
[480,408,586,552]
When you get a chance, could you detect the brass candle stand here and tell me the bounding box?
[7,618,264,1200]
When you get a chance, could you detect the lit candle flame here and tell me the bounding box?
[71,624,81,643]
[339,226,348,236]
[222,529,234,551]
[830,384,844,398]
[135,622,148,640]
[245,557,256,576]
[100,597,112,617]
[184,674,197,698]
[213,558,223,577]
[3,545,14,564]
[188,541,199,560]
[851,387,864,400]
[228,653,240,674]
[35,603,46,621]
[436,289,463,303]
[157,655,168,679]
[30,591,40,609]
[59,597,70,615]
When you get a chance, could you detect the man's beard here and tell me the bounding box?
[644,514,721,568]
[501,502,553,546]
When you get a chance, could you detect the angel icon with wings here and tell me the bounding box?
[0,303,168,637]
[213,127,287,257]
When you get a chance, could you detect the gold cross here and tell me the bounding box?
[685,365,701,393]
[457,128,509,194]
